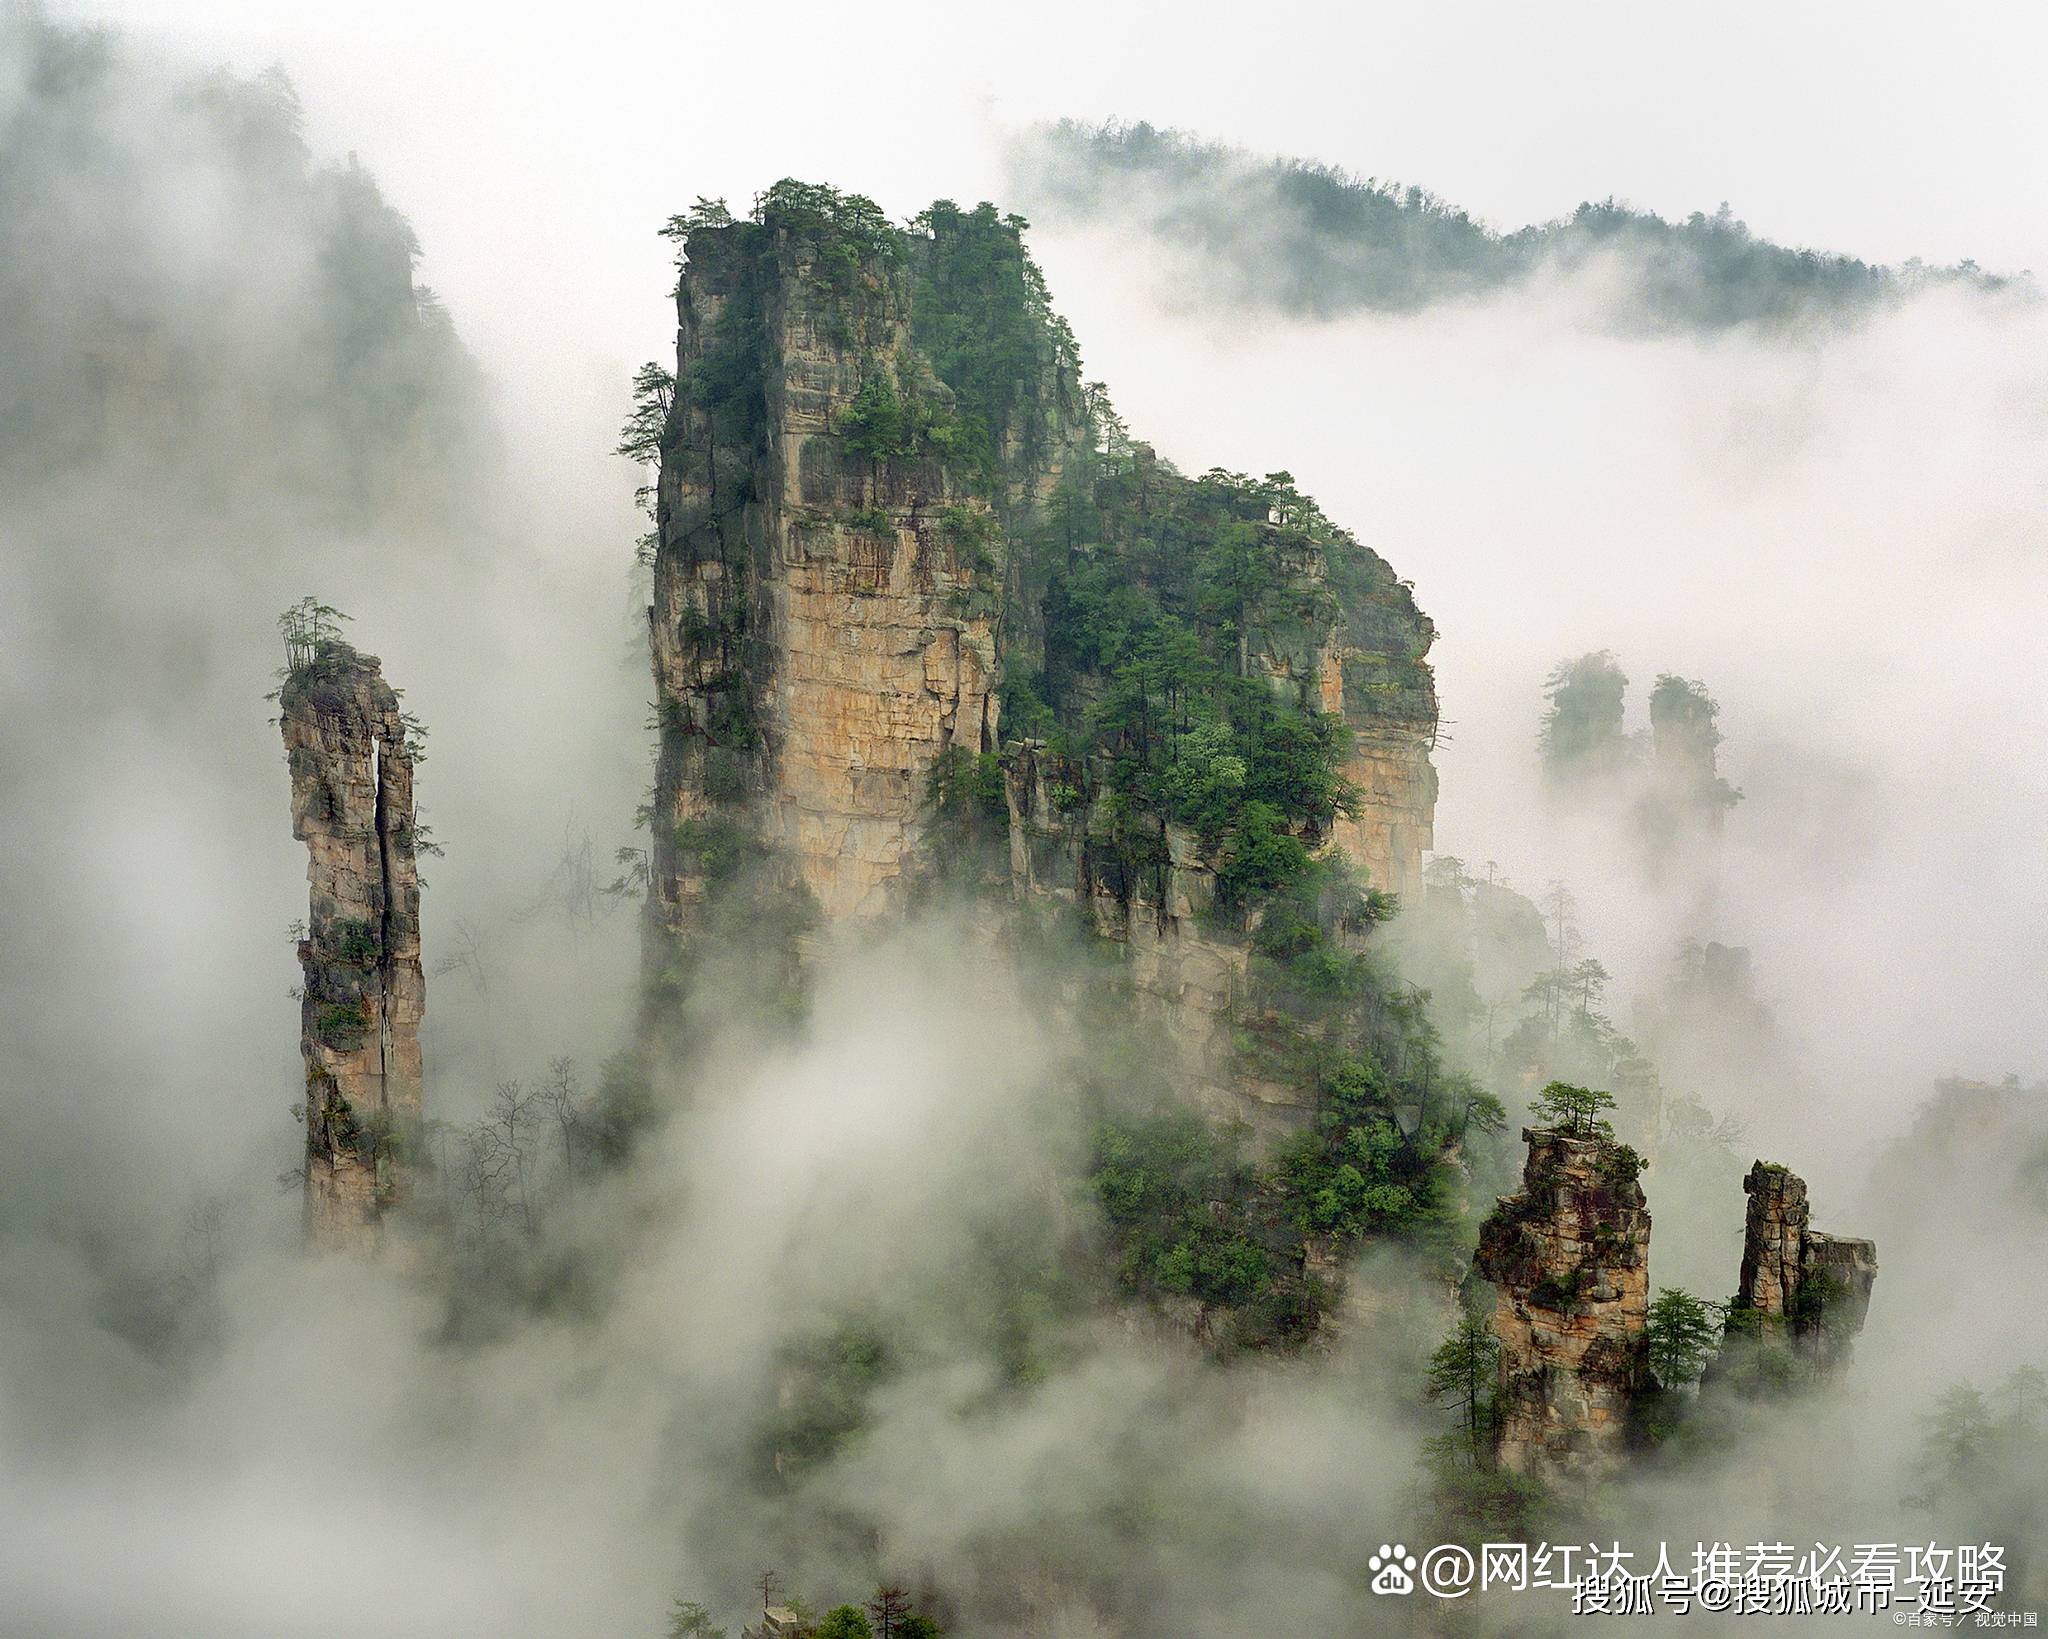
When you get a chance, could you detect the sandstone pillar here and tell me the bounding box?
[1474,1126,1651,1481]
[280,635,424,1251]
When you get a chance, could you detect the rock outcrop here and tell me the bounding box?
[1726,1160,1877,1378]
[646,187,1437,1132]
[1642,672,1740,845]
[649,205,1023,927]
[1734,1160,1808,1317]
[996,502,1439,1133]
[1474,1126,1650,1481]
[280,637,424,1251]
[1469,1138,1880,1480]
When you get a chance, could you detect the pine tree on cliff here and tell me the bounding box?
[1529,1079,1616,1138]
[1646,1287,1723,1389]
[1427,1310,1502,1459]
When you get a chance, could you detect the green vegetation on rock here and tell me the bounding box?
[636,183,1452,1353]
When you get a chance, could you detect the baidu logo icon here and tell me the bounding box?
[1369,1544,1418,1596]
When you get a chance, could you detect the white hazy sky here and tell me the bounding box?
[82,0,2048,403]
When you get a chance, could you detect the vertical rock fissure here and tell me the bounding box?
[281,639,424,1252]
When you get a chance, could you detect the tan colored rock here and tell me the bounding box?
[647,204,1436,1133]
[650,219,1003,929]
[1735,1160,1808,1317]
[280,639,423,1252]
[1334,730,1437,905]
[1474,1127,1650,1482]
[1727,1160,1877,1377]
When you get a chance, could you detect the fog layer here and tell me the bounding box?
[1,7,2043,1635]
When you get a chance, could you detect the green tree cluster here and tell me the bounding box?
[1529,1080,1616,1139]
[1645,1287,1723,1388]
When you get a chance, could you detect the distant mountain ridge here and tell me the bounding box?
[1007,119,2026,332]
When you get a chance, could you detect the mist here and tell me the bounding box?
[2,1,2045,1634]
[1004,122,2048,1623]
[1020,225,2048,1153]
[1005,121,2024,331]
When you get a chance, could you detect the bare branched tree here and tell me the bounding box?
[483,1079,540,1237]
[517,822,610,926]
[457,1120,516,1242]
[535,1057,584,1197]
[431,917,491,993]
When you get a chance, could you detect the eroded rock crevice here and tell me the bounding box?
[281,639,423,1251]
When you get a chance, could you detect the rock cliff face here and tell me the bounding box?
[996,485,1439,1130]
[1735,1160,1808,1317]
[1474,1126,1650,1481]
[1728,1160,1877,1376]
[280,639,424,1251]
[649,208,1027,925]
[646,187,1436,1130]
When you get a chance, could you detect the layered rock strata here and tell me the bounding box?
[1474,1126,1651,1481]
[646,193,1437,1130]
[649,216,1011,925]
[281,640,424,1251]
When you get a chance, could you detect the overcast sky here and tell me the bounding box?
[86,0,2048,410]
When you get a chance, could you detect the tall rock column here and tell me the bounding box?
[1726,1160,1877,1379]
[1474,1127,1651,1481]
[280,637,424,1251]
[640,189,1439,1146]
[1735,1160,1809,1317]
[650,207,1011,933]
